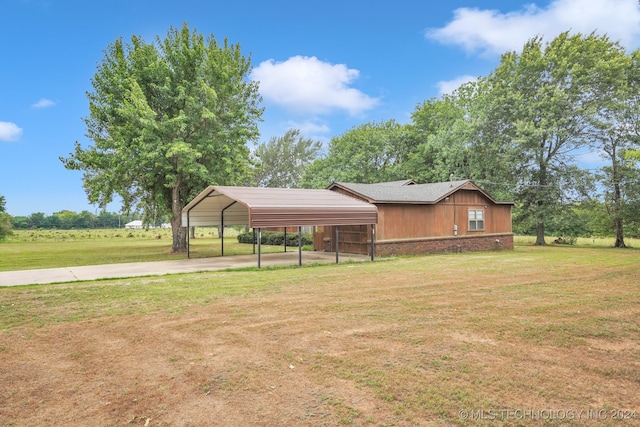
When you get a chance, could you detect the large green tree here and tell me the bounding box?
[483,32,625,245]
[404,95,468,183]
[403,80,516,202]
[252,129,322,188]
[589,49,640,247]
[301,120,411,188]
[61,23,263,252]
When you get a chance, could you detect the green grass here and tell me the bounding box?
[3,229,636,273]
[0,228,285,271]
[1,244,637,331]
[0,241,639,425]
[514,234,640,248]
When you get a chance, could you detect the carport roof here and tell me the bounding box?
[182,185,378,228]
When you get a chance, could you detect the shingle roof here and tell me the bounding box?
[329,179,509,204]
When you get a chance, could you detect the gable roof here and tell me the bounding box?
[329,179,514,205]
[375,179,416,186]
[182,185,378,228]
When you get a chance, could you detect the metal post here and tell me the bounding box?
[335,226,339,263]
[284,229,287,253]
[187,214,190,259]
[252,228,256,254]
[258,228,262,268]
[370,224,375,261]
[298,226,302,266]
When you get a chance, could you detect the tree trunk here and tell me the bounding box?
[535,222,546,245]
[613,182,626,248]
[170,182,187,253]
[614,216,626,248]
[534,161,547,246]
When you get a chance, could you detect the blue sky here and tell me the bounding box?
[2,0,640,216]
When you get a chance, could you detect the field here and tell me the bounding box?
[0,228,285,271]
[0,233,639,426]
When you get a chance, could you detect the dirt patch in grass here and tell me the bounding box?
[1,247,639,426]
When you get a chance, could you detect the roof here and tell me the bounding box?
[329,179,514,205]
[374,179,416,186]
[182,186,378,228]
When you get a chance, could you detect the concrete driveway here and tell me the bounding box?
[0,251,369,287]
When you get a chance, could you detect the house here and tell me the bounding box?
[314,179,514,256]
[124,220,144,229]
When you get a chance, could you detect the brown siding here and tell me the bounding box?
[315,187,513,256]
[319,225,371,254]
[375,190,512,241]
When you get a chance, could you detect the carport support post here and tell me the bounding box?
[298,226,302,266]
[186,214,190,259]
[252,229,256,254]
[257,228,262,268]
[284,229,287,253]
[221,218,224,256]
[335,226,339,263]
[370,225,375,261]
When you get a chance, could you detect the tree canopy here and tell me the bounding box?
[476,32,628,244]
[0,194,12,241]
[61,23,263,252]
[302,120,410,188]
[252,129,322,188]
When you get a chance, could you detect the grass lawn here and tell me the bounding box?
[0,228,285,271]
[0,239,638,425]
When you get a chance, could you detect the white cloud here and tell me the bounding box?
[251,55,380,116]
[286,120,331,135]
[437,75,477,96]
[0,121,23,142]
[31,98,56,109]
[426,0,640,56]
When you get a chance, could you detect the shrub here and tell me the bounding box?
[237,231,312,246]
[553,236,577,245]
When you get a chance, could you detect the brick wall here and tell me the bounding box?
[374,233,513,257]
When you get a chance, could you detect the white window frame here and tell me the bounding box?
[468,209,485,231]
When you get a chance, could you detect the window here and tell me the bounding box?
[469,209,484,231]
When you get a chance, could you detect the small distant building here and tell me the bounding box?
[125,220,144,229]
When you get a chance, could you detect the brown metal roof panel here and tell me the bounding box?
[251,213,377,228]
[215,186,371,207]
[182,185,377,228]
[249,206,377,228]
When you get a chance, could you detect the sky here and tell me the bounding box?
[2,0,640,216]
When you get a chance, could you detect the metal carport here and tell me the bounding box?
[181,186,378,267]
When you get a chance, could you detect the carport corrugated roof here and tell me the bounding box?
[182,185,378,228]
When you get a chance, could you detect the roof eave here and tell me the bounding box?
[327,182,377,203]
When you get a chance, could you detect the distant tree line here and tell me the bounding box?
[9,211,140,230]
